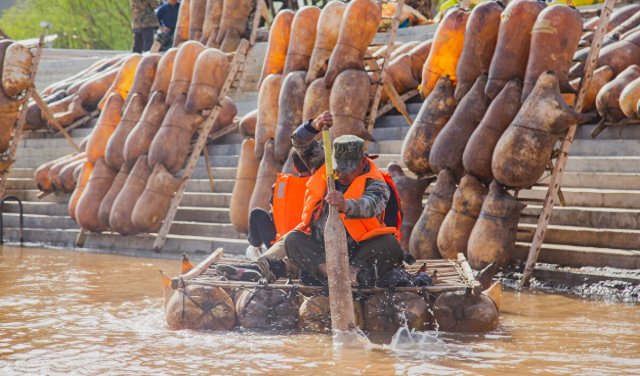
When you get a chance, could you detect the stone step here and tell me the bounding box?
[173,206,230,223]
[5,190,71,203]
[7,168,38,178]
[517,223,640,251]
[369,138,640,157]
[15,145,79,160]
[576,123,640,140]
[563,156,640,173]
[0,209,238,238]
[568,139,640,156]
[169,221,244,239]
[512,242,640,269]
[9,190,233,209]
[0,213,77,229]
[1,201,232,223]
[537,172,640,190]
[521,205,640,230]
[8,166,240,180]
[14,154,243,169]
[0,227,248,256]
[519,187,640,210]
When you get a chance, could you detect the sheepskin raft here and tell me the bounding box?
[163,248,501,333]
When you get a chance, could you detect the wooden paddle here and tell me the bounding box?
[321,127,357,334]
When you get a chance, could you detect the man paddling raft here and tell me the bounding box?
[218,111,410,287]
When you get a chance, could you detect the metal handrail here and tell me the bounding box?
[0,195,24,245]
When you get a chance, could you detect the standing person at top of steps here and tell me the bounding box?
[130,0,160,53]
[245,152,311,259]
[155,0,180,50]
[217,112,407,287]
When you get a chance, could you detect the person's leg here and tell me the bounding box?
[247,208,277,248]
[261,236,286,259]
[141,27,155,52]
[132,29,143,53]
[351,234,404,277]
[285,230,327,283]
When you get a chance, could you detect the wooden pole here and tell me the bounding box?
[520,0,616,287]
[365,0,404,136]
[60,110,99,134]
[376,89,419,119]
[202,145,216,193]
[382,82,413,126]
[30,91,81,152]
[321,128,357,334]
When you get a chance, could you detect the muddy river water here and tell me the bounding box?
[0,245,638,375]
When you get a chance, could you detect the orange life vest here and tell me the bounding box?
[272,173,310,240]
[294,159,398,242]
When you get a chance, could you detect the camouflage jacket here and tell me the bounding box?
[130,0,160,30]
[290,121,390,247]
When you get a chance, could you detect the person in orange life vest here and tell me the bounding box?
[217,112,403,284]
[253,111,405,287]
[246,153,310,258]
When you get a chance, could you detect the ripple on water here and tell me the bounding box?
[0,246,639,375]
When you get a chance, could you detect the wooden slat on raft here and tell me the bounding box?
[171,248,224,288]
[520,0,616,287]
[173,251,477,296]
[0,34,45,198]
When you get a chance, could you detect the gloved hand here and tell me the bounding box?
[402,251,416,265]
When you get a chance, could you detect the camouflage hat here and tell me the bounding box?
[332,135,365,173]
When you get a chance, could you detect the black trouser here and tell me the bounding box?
[284,230,404,285]
[132,27,156,53]
[247,208,276,249]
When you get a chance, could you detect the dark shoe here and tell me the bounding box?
[255,257,278,283]
[402,251,416,265]
[215,264,262,282]
[379,266,412,288]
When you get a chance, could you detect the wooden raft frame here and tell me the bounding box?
[0,34,46,198]
[520,0,616,287]
[170,248,479,296]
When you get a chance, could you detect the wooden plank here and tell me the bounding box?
[0,34,45,198]
[456,253,481,294]
[152,39,251,252]
[520,0,615,287]
[382,82,413,126]
[31,91,81,152]
[184,279,469,294]
[202,146,215,193]
[365,0,404,136]
[376,89,420,119]
[60,111,99,134]
[75,228,87,248]
[171,248,224,288]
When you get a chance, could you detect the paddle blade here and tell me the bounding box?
[324,206,356,333]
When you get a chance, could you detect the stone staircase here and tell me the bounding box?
[2,95,640,269]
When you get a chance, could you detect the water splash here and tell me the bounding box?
[387,312,448,359]
[332,327,371,349]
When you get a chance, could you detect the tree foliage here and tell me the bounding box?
[0,0,133,50]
